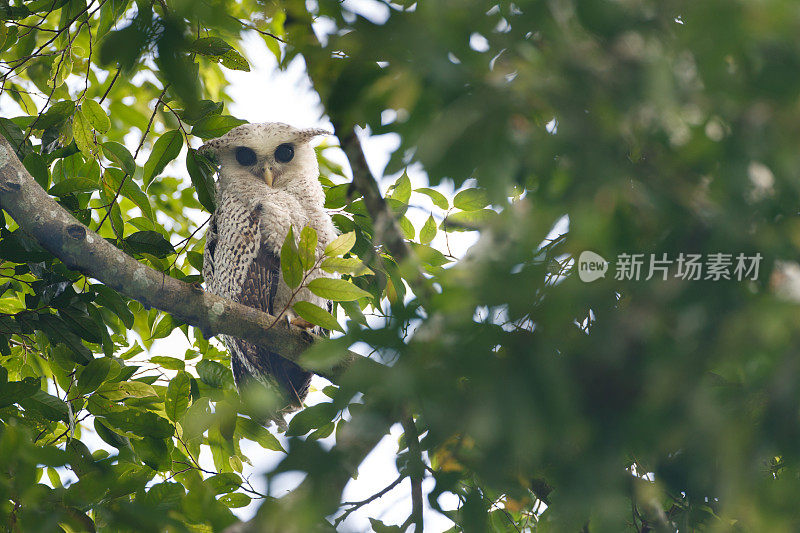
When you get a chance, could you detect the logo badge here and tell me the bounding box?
[578,251,608,282]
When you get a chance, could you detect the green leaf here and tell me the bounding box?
[177,100,224,125]
[19,389,70,422]
[442,208,497,231]
[82,99,110,133]
[150,314,174,340]
[220,49,250,71]
[94,418,130,449]
[186,148,217,212]
[143,130,183,187]
[410,243,451,267]
[24,0,70,13]
[0,4,30,20]
[190,37,234,56]
[286,402,338,436]
[219,493,251,508]
[48,178,99,197]
[308,278,372,302]
[399,216,415,240]
[165,371,191,422]
[0,377,40,408]
[453,188,489,211]
[238,417,285,452]
[389,171,411,204]
[72,109,95,156]
[77,358,114,395]
[103,167,153,221]
[420,215,437,244]
[92,284,134,329]
[38,315,93,364]
[23,152,49,189]
[324,231,356,257]
[324,183,350,209]
[196,360,233,389]
[415,187,449,209]
[131,436,172,471]
[206,473,241,495]
[320,257,373,276]
[280,227,302,289]
[102,408,174,439]
[151,356,185,371]
[191,115,247,140]
[116,381,158,398]
[101,142,136,175]
[35,100,75,130]
[96,0,130,40]
[124,231,175,258]
[293,301,343,333]
[299,226,318,270]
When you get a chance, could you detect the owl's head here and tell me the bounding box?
[199,122,330,192]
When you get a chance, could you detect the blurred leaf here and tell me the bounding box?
[388,171,411,204]
[453,188,489,211]
[415,187,449,209]
[420,215,437,244]
[286,402,338,436]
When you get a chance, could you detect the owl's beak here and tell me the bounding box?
[263,167,274,187]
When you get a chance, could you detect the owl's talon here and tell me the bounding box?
[290,317,315,329]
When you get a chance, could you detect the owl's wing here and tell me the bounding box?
[202,214,218,287]
[228,212,312,406]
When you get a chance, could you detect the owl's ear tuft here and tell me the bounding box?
[199,139,221,156]
[299,128,333,142]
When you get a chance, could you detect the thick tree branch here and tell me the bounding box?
[0,135,379,383]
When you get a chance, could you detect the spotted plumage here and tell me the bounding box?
[201,122,337,413]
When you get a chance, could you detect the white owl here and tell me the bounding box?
[200,122,337,411]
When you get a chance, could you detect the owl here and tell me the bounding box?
[200,122,337,413]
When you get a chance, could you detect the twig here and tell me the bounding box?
[334,474,405,526]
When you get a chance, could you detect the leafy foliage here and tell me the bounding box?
[1,0,800,532]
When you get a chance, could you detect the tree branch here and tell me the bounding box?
[0,134,379,383]
[400,413,424,532]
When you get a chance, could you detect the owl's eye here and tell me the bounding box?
[235,147,257,166]
[274,143,294,163]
